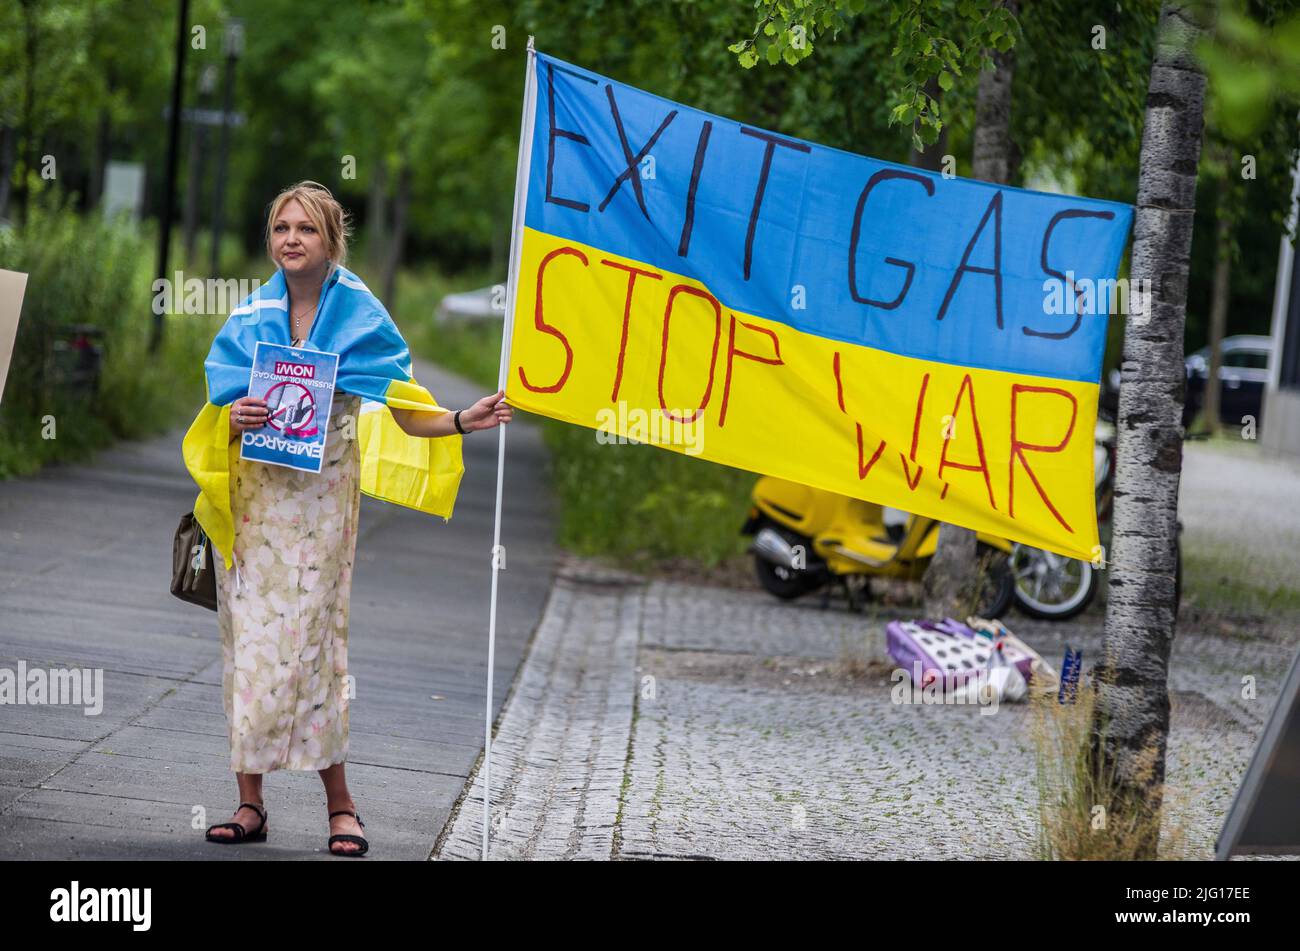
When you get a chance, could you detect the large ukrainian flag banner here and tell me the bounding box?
[504,50,1133,561]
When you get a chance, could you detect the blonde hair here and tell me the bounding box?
[265,180,352,267]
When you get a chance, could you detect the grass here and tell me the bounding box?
[0,198,222,479]
[1181,548,1300,619]
[541,422,755,571]
[391,263,504,389]
[1032,677,1195,860]
[0,314,216,478]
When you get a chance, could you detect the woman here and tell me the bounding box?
[196,181,513,855]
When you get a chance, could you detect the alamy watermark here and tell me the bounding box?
[1042,273,1152,321]
[890,662,1002,716]
[152,271,264,317]
[595,400,706,456]
[0,662,103,715]
[49,881,150,930]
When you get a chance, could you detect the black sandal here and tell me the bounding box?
[205,801,268,844]
[327,809,368,856]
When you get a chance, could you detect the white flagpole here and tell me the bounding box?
[481,35,537,861]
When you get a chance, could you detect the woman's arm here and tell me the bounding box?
[390,389,513,438]
[389,406,460,438]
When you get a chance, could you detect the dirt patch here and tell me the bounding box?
[639,644,894,693]
[1169,689,1251,732]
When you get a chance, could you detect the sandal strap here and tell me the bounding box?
[329,833,369,853]
[207,822,247,839]
[329,809,362,826]
[239,801,267,821]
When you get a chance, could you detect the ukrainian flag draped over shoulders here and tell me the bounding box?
[182,262,464,569]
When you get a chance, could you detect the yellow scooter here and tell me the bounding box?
[740,476,1015,617]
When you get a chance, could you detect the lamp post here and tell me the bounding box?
[183,64,217,266]
[209,17,244,276]
[149,0,191,355]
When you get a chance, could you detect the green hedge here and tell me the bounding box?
[0,193,218,478]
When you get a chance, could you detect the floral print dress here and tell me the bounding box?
[213,351,362,774]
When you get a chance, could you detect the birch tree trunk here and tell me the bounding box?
[1090,1,1208,858]
[922,0,1017,618]
[971,0,1021,185]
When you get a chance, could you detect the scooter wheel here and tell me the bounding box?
[753,554,818,600]
[1009,544,1098,621]
[976,544,1016,619]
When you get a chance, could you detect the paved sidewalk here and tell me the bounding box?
[0,358,557,860]
[437,552,1297,861]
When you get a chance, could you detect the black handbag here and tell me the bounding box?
[171,511,218,611]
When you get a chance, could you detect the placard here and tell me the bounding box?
[240,341,339,473]
[0,269,29,407]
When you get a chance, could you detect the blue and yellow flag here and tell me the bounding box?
[503,50,1134,561]
[183,263,464,569]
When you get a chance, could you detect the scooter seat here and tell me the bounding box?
[816,532,899,566]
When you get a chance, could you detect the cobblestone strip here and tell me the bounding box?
[434,565,643,860]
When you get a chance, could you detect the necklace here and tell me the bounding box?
[290,301,319,340]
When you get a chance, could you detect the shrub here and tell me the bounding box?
[0,190,216,477]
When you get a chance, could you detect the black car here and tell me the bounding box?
[1183,334,1271,429]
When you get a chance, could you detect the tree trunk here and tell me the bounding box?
[1203,192,1232,435]
[182,111,208,265]
[908,76,949,172]
[17,0,39,224]
[88,107,111,210]
[0,124,15,221]
[1091,1,1208,858]
[367,157,389,270]
[922,1,1017,619]
[972,0,1021,185]
[381,159,412,307]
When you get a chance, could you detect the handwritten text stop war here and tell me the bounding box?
[518,245,1082,535]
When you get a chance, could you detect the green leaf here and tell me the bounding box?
[938,70,954,91]
[783,45,800,65]
[739,48,759,69]
[767,41,781,65]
